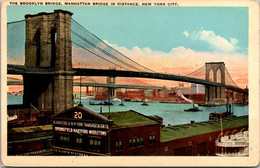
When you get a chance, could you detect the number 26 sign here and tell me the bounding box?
[74,112,83,119]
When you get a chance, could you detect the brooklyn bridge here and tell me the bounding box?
[7,10,248,114]
[5,9,250,158]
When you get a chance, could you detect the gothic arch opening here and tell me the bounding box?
[216,69,222,98]
[34,29,41,66]
[51,28,57,67]
[216,69,221,83]
[209,69,214,82]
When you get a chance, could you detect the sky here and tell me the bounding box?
[6,5,249,91]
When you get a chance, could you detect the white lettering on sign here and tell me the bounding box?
[54,126,107,136]
[89,130,107,136]
[19,149,52,156]
[84,123,109,129]
[53,149,88,156]
[55,126,73,133]
[53,120,109,129]
[74,112,82,119]
[53,120,68,125]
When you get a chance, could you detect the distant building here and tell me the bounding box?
[174,87,191,95]
[184,93,205,104]
[124,90,145,101]
[190,84,205,94]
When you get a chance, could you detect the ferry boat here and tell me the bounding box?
[215,130,249,156]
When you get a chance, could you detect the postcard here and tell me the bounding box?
[1,0,259,166]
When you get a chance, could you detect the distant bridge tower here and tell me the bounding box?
[23,10,74,114]
[205,62,226,104]
[107,76,116,97]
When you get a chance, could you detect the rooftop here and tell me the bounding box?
[161,116,248,142]
[101,110,159,128]
[8,125,52,134]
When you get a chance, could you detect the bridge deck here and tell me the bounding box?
[7,64,247,93]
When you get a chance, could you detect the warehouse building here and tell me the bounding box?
[52,106,248,156]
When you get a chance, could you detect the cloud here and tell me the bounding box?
[71,40,248,88]
[183,31,189,37]
[102,41,248,88]
[186,29,239,53]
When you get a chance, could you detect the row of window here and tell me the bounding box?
[115,135,156,151]
[57,133,102,152]
[149,135,156,144]
[89,139,102,152]
[129,137,144,148]
[57,133,156,152]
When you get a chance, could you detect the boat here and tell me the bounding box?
[209,112,236,120]
[85,95,94,99]
[141,102,149,106]
[198,104,217,107]
[89,101,113,106]
[215,130,249,156]
[141,99,149,106]
[124,98,131,102]
[113,98,121,102]
[184,104,202,112]
[119,102,125,106]
[209,102,236,120]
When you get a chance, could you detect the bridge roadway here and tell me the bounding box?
[7,80,165,90]
[7,64,248,94]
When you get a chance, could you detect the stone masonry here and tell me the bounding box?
[23,10,74,114]
[205,62,226,104]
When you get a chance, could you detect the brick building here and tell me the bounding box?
[52,106,248,156]
[184,93,205,104]
[124,90,145,101]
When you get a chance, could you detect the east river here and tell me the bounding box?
[8,95,248,125]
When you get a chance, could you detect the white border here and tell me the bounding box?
[1,0,259,167]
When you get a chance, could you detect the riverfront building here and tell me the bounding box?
[52,106,248,156]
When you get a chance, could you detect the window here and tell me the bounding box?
[75,137,83,149]
[132,138,136,147]
[136,137,140,146]
[115,140,122,151]
[149,135,156,144]
[165,146,169,152]
[129,139,133,148]
[57,133,70,148]
[140,137,144,146]
[188,140,193,146]
[89,139,101,152]
[129,137,144,148]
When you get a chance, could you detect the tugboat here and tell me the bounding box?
[141,99,149,106]
[184,104,202,112]
[119,102,125,106]
[209,99,236,120]
[141,102,149,106]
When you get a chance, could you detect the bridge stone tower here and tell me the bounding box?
[23,10,74,114]
[205,62,226,104]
